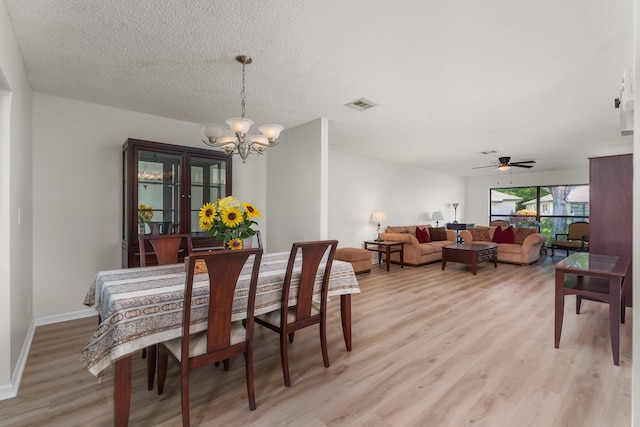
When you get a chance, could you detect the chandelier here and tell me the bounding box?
[202,55,283,163]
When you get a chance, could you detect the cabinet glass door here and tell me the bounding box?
[190,156,227,234]
[137,150,182,235]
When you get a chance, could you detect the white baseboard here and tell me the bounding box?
[34,307,97,326]
[0,319,35,401]
[0,308,98,401]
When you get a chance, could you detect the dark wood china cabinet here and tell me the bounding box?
[123,138,232,267]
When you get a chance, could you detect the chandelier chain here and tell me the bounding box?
[240,61,246,119]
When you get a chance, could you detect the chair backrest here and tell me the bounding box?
[567,222,589,240]
[139,234,193,266]
[182,248,263,359]
[281,240,338,323]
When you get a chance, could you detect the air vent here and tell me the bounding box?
[480,150,497,155]
[345,98,378,111]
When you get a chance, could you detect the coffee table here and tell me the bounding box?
[441,243,498,275]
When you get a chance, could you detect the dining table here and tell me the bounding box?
[81,251,361,427]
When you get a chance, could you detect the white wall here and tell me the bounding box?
[328,150,465,248]
[464,168,590,226]
[632,1,639,425]
[267,118,327,252]
[32,93,264,318]
[0,0,33,397]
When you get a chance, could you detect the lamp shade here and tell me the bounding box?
[431,211,444,221]
[370,211,387,224]
[258,124,284,140]
[202,124,225,139]
[226,117,254,134]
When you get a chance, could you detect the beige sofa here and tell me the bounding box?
[459,226,547,265]
[380,225,457,266]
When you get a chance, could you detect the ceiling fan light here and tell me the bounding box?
[226,117,254,134]
[498,165,511,171]
[258,124,284,140]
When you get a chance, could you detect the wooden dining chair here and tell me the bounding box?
[139,233,193,390]
[139,233,193,267]
[255,240,338,387]
[157,248,263,425]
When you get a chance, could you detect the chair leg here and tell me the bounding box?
[576,295,582,315]
[146,345,157,390]
[280,331,291,387]
[320,320,330,368]
[181,369,190,427]
[223,359,230,371]
[245,351,256,410]
[157,345,168,395]
[288,332,294,343]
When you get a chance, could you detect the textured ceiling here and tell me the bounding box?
[5,0,634,177]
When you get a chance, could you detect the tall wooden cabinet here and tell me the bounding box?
[589,154,633,306]
[122,138,232,267]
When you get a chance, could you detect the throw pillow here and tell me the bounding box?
[513,228,536,245]
[470,227,491,242]
[429,227,447,241]
[493,226,515,244]
[415,227,431,243]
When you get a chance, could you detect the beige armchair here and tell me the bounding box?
[550,221,589,256]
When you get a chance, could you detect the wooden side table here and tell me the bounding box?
[363,240,404,271]
[554,252,630,366]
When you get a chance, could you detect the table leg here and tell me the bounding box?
[114,355,132,427]
[340,294,352,351]
[400,245,404,268]
[472,257,477,275]
[377,251,382,265]
[554,270,564,348]
[609,277,621,366]
[385,247,391,271]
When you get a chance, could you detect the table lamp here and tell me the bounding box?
[370,211,387,242]
[430,211,444,227]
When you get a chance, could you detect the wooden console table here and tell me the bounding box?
[364,240,404,271]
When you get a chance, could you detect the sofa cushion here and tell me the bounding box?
[386,226,409,233]
[429,227,447,241]
[416,227,431,243]
[513,227,536,245]
[469,227,491,242]
[492,226,515,244]
[419,244,437,255]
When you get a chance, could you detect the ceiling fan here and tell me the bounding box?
[473,156,535,171]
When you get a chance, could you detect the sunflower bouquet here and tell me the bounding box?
[198,196,261,250]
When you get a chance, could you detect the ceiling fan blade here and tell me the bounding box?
[510,160,536,165]
[472,165,499,169]
[511,164,534,168]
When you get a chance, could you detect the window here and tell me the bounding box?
[489,185,589,244]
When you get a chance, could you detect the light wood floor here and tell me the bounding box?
[0,255,632,426]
